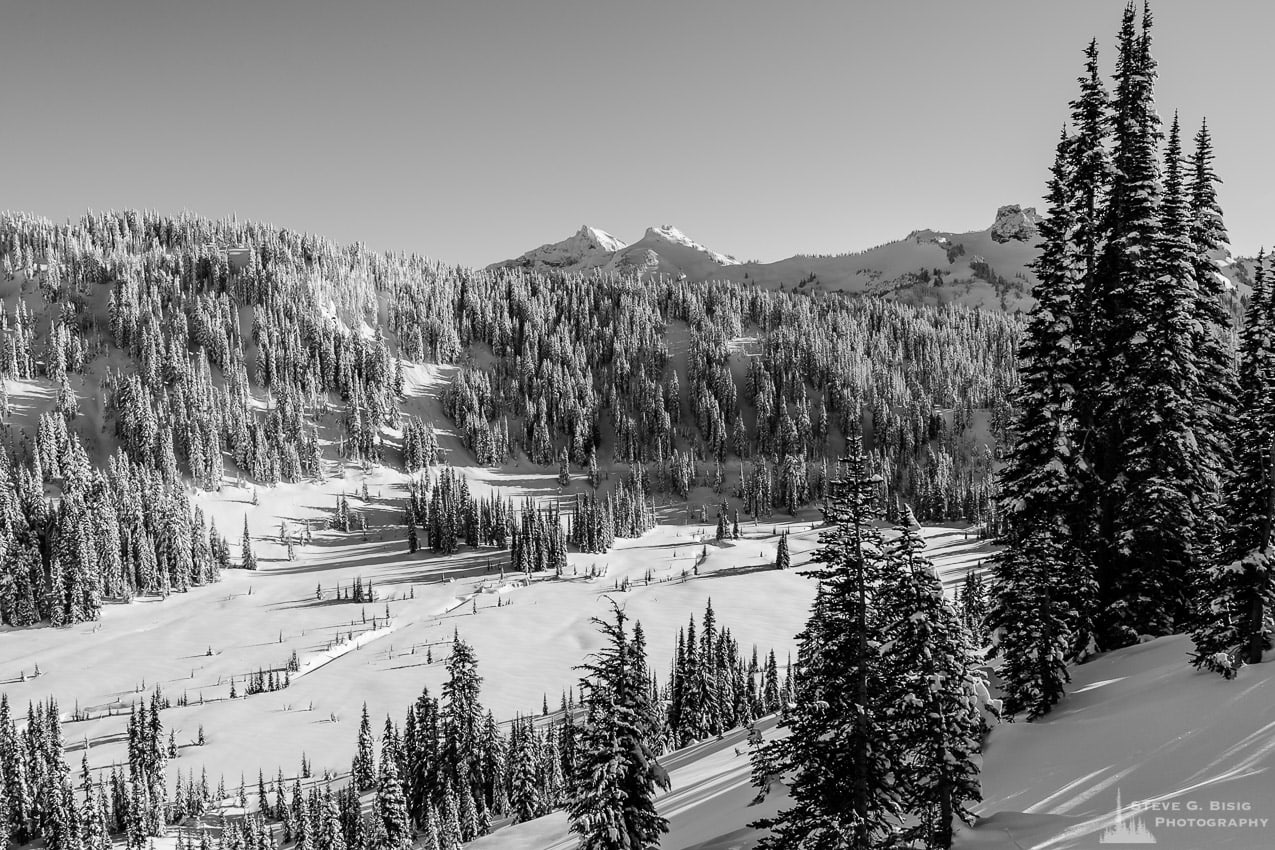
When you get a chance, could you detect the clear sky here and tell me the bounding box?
[3,1,1270,267]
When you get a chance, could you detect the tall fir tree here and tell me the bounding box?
[1191,253,1275,675]
[1113,113,1208,635]
[354,703,376,791]
[567,601,669,850]
[751,438,901,848]
[989,129,1096,718]
[880,508,988,849]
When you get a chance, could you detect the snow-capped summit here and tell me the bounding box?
[641,225,740,267]
[577,225,627,254]
[601,225,741,280]
[488,204,1253,312]
[488,223,738,280]
[487,225,628,274]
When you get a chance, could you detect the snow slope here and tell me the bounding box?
[0,465,821,810]
[965,635,1275,850]
[0,358,825,807]
[721,225,1039,311]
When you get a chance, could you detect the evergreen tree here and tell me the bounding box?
[1192,253,1275,676]
[509,721,542,824]
[1113,113,1209,638]
[991,126,1097,698]
[354,703,376,791]
[437,786,462,850]
[1186,117,1238,521]
[751,439,900,848]
[567,601,669,850]
[374,754,411,850]
[320,798,347,850]
[241,517,257,572]
[989,528,1076,719]
[880,509,987,849]
[558,447,571,487]
[957,568,988,645]
[441,636,484,800]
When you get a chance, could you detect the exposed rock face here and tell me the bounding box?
[990,204,1043,243]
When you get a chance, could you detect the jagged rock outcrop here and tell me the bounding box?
[990,204,1043,243]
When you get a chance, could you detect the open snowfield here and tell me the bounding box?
[0,459,824,789]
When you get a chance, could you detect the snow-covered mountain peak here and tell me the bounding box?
[641,225,740,266]
[487,225,628,274]
[575,225,627,253]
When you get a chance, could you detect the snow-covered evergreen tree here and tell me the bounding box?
[1191,252,1275,676]
[441,635,484,800]
[880,508,988,849]
[240,516,257,571]
[374,755,411,850]
[751,438,901,848]
[354,703,376,791]
[567,601,669,850]
[989,129,1095,718]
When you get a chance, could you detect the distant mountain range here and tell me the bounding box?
[490,205,1251,312]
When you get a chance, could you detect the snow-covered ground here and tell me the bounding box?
[0,464,824,788]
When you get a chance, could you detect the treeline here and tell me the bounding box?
[0,429,229,627]
[399,465,656,564]
[0,203,1017,538]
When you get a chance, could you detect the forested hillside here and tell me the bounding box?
[0,209,1019,630]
